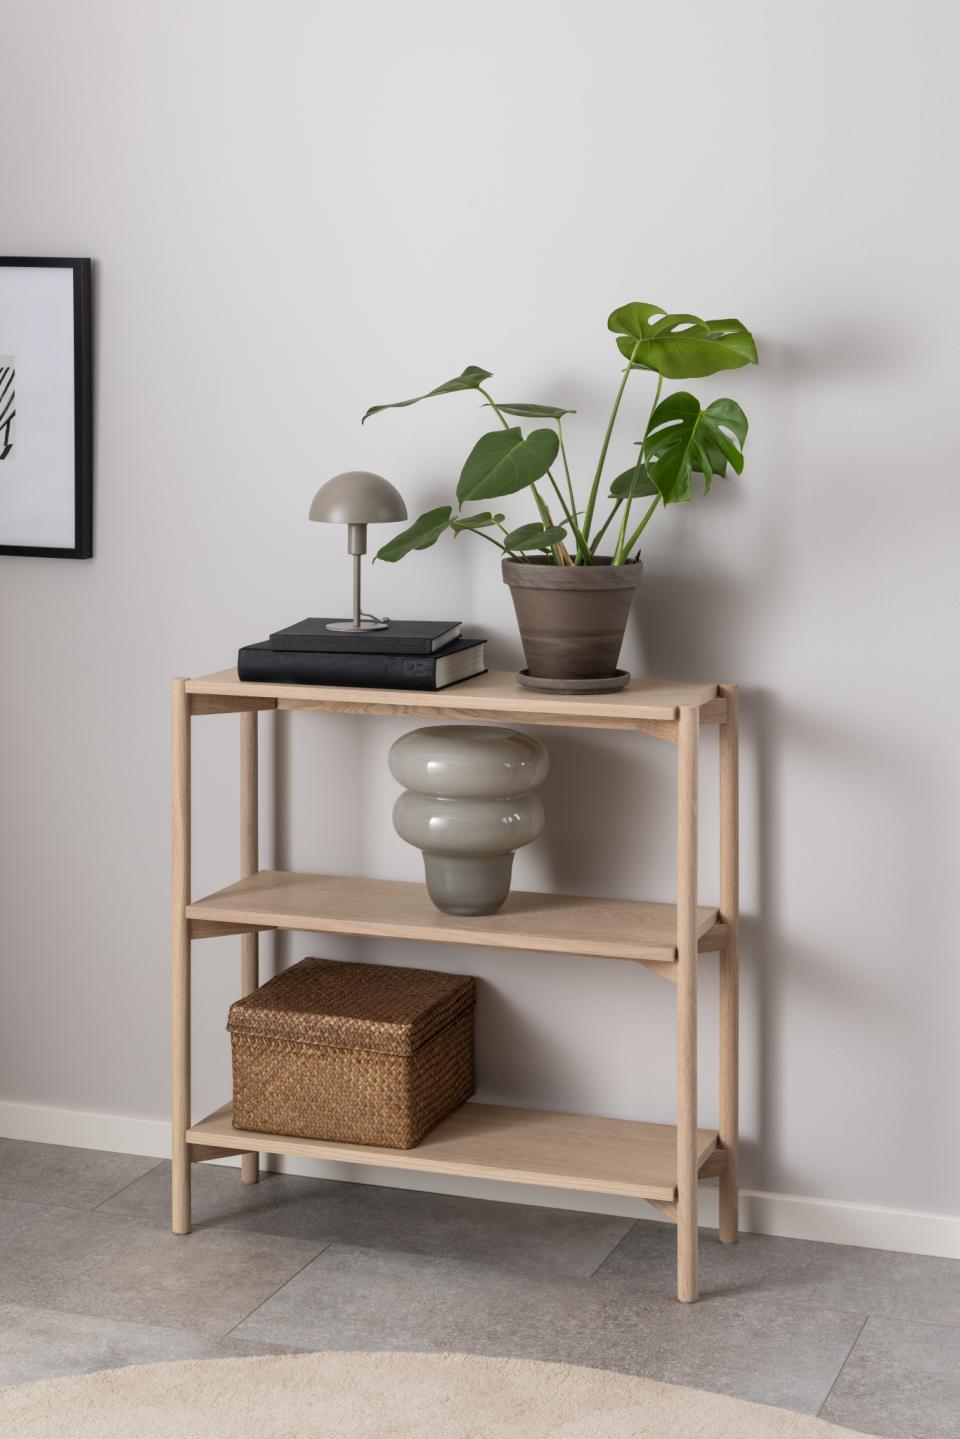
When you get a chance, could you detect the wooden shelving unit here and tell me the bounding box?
[172,668,740,1303]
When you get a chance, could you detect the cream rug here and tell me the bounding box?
[0,1350,872,1438]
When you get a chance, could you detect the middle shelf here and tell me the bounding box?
[186,869,726,965]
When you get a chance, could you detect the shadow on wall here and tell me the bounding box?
[263,487,946,1203]
[537,615,943,1199]
[628,569,756,682]
[531,727,671,901]
[267,708,366,981]
[743,692,950,1198]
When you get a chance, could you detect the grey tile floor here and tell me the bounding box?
[0,1140,957,1438]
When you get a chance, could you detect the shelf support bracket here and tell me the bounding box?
[698,1146,730,1180]
[188,919,275,941]
[637,959,677,983]
[190,1145,245,1164]
[190,695,276,717]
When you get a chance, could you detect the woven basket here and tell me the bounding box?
[228,957,475,1149]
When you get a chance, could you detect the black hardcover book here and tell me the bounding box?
[238,637,486,691]
[268,618,461,654]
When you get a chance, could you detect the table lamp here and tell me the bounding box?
[308,471,407,632]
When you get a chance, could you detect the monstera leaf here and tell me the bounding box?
[608,304,757,379]
[456,427,559,505]
[643,393,748,505]
[609,463,658,499]
[502,522,568,552]
[375,505,453,561]
[484,402,576,419]
[363,366,493,422]
[451,511,505,533]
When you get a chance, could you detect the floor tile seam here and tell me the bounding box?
[0,1294,277,1343]
[861,1308,960,1333]
[6,1193,326,1257]
[583,1220,642,1279]
[7,1193,670,1288]
[693,1293,869,1322]
[216,1244,872,1326]
[90,1159,167,1210]
[0,1192,113,1216]
[220,1243,334,1339]
[814,1314,870,1420]
[314,1241,628,1291]
[586,1281,869,1323]
[209,1238,875,1319]
[209,1234,636,1282]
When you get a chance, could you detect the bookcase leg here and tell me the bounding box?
[676,706,699,1302]
[719,684,740,1243]
[239,710,260,1186]
[171,679,192,1235]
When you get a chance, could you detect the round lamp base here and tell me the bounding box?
[326,619,389,633]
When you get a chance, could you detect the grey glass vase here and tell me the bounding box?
[389,725,550,916]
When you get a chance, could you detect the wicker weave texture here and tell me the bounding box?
[228,957,474,1056]
[229,957,475,1149]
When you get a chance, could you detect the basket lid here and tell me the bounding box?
[227,957,475,1057]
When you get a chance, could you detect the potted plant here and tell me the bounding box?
[364,301,757,692]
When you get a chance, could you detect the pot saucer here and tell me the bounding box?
[516,669,630,695]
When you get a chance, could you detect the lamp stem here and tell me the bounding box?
[346,521,368,629]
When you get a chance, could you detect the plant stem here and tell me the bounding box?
[613,374,662,564]
[546,471,589,563]
[536,490,574,564]
[534,489,551,517]
[557,416,575,513]
[589,499,622,556]
[582,340,641,545]
[466,527,508,552]
[556,416,584,557]
[621,495,660,558]
[478,387,511,431]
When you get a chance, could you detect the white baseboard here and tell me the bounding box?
[2,1098,957,1260]
[0,1099,170,1159]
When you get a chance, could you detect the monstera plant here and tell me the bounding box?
[363,302,758,692]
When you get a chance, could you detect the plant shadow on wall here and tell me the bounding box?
[363,300,758,690]
[528,728,670,901]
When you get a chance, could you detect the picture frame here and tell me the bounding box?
[0,257,93,558]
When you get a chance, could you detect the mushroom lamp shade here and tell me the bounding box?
[308,472,407,632]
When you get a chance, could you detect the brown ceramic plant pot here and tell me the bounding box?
[502,556,642,694]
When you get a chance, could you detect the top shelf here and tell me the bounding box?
[185,668,727,733]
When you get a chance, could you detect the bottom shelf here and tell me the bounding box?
[187,1101,719,1203]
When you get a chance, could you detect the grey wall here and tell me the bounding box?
[1,0,958,1219]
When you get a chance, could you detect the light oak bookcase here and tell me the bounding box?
[171,668,740,1303]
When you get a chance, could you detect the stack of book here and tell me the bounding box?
[238,619,487,691]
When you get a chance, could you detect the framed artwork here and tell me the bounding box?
[0,257,93,558]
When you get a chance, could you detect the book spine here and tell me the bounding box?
[238,647,443,690]
[266,634,436,655]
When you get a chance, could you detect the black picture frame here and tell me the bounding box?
[0,257,93,559]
